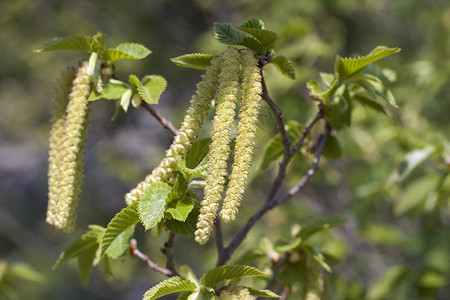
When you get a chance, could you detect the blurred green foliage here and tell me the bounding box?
[0,0,449,299]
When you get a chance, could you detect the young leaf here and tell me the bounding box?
[120,89,133,112]
[238,28,278,52]
[138,182,172,230]
[394,176,439,216]
[270,55,296,79]
[336,46,400,79]
[239,18,265,30]
[166,205,199,237]
[89,79,129,101]
[103,43,151,62]
[143,276,197,300]
[78,242,98,286]
[214,22,247,45]
[53,225,104,269]
[392,146,435,182]
[352,93,386,114]
[141,75,167,104]
[200,265,268,288]
[90,32,106,53]
[166,196,195,222]
[296,217,346,242]
[34,35,92,53]
[171,53,214,71]
[185,138,211,169]
[105,225,134,259]
[100,202,139,256]
[246,287,280,298]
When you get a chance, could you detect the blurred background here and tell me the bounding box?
[0,0,449,299]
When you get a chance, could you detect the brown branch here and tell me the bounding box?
[130,239,176,277]
[279,285,291,300]
[266,253,290,290]
[141,102,179,136]
[161,232,179,276]
[217,121,331,266]
[215,217,226,264]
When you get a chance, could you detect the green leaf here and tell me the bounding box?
[214,22,247,45]
[120,89,133,112]
[394,176,440,216]
[89,79,129,101]
[240,18,265,30]
[260,120,304,169]
[101,202,139,257]
[392,146,435,182]
[238,28,278,52]
[78,242,98,286]
[166,196,195,222]
[34,35,92,53]
[6,263,46,283]
[246,287,280,298]
[171,53,214,71]
[138,182,172,230]
[185,138,211,169]
[352,93,386,114]
[177,291,192,300]
[54,225,104,269]
[103,43,151,62]
[270,55,296,79]
[141,75,167,104]
[296,217,346,241]
[336,46,401,79]
[307,74,339,100]
[105,225,134,259]
[166,205,199,237]
[90,32,106,53]
[143,277,197,300]
[200,265,268,288]
[322,135,343,160]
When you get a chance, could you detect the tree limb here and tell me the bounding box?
[141,102,179,135]
[130,239,176,277]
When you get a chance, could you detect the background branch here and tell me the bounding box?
[161,232,179,276]
[141,102,179,135]
[130,239,176,277]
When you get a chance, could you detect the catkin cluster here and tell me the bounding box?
[216,286,256,300]
[46,62,92,232]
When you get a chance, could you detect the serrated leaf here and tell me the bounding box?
[167,196,195,222]
[171,53,214,71]
[89,79,129,101]
[90,32,106,53]
[270,55,295,79]
[325,97,353,130]
[322,135,343,160]
[78,242,98,286]
[337,46,400,79]
[100,202,139,256]
[177,291,192,300]
[214,22,247,45]
[392,146,435,182]
[102,256,114,280]
[200,265,268,288]
[105,225,134,259]
[54,225,104,269]
[260,121,304,169]
[185,138,211,169]
[34,35,92,53]
[238,28,278,52]
[141,75,167,104]
[103,43,151,62]
[166,205,199,237]
[240,18,265,30]
[138,182,172,230]
[143,277,197,300]
[246,287,280,298]
[240,36,264,53]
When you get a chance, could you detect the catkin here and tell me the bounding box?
[195,47,240,244]
[125,57,221,205]
[48,62,92,232]
[46,66,77,225]
[220,49,262,222]
[218,286,255,300]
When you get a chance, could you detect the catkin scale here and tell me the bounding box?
[124,57,221,205]
[195,47,241,244]
[220,49,262,222]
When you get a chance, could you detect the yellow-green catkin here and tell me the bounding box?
[220,49,262,222]
[51,62,92,232]
[46,66,77,225]
[217,286,256,300]
[124,57,221,205]
[195,47,240,244]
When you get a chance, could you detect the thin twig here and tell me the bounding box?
[279,285,291,300]
[141,102,179,135]
[266,253,290,290]
[290,102,324,155]
[217,122,331,266]
[130,239,176,277]
[161,232,179,276]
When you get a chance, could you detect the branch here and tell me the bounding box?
[130,239,176,277]
[161,232,179,276]
[215,217,226,264]
[217,122,331,266]
[141,102,179,136]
